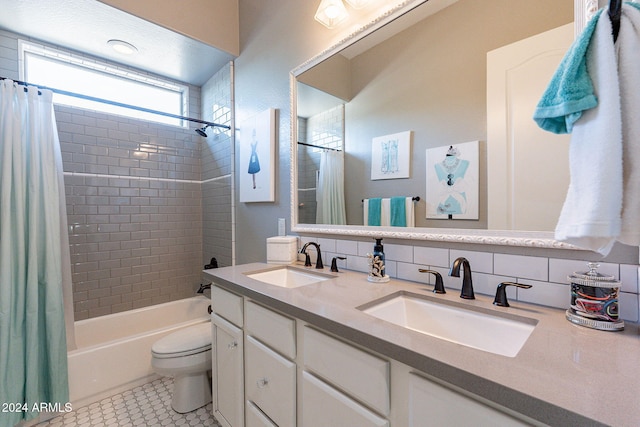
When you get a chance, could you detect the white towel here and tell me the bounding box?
[617,5,640,247]
[380,198,390,226]
[554,10,622,255]
[405,197,415,227]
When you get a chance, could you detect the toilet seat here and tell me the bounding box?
[151,322,211,359]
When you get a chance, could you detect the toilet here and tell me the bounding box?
[151,322,213,413]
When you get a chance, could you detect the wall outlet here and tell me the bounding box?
[278,218,286,236]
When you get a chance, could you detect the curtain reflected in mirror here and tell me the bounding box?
[316,150,346,224]
[297,100,346,225]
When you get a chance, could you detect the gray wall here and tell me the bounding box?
[0,29,232,320]
[343,0,573,228]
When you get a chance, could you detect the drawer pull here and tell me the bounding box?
[228,341,238,350]
[257,378,269,388]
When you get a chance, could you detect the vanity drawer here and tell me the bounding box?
[245,300,296,359]
[211,285,243,327]
[245,335,296,427]
[303,326,390,415]
[246,401,277,427]
[302,371,388,427]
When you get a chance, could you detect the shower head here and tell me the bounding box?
[195,125,210,137]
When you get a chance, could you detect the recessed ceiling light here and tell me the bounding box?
[107,39,138,55]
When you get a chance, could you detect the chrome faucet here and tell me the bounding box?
[449,257,474,299]
[300,242,323,269]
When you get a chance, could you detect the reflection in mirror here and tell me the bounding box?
[294,0,574,233]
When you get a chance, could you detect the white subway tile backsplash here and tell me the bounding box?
[471,273,517,298]
[495,254,548,282]
[336,239,358,255]
[619,292,639,323]
[514,279,569,309]
[357,241,374,257]
[450,250,493,274]
[620,264,639,294]
[385,243,413,263]
[396,261,427,283]
[414,246,449,268]
[549,258,618,284]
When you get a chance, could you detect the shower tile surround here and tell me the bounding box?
[0,30,233,320]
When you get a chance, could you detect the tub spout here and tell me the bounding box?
[197,283,211,294]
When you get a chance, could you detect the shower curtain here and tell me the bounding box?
[0,80,72,426]
[316,150,346,225]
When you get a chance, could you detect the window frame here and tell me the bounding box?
[18,39,190,128]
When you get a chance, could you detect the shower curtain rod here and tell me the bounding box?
[297,141,341,151]
[0,77,231,130]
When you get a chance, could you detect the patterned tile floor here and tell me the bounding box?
[38,377,221,427]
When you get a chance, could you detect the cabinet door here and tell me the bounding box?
[245,335,296,427]
[212,313,244,427]
[409,373,531,426]
[302,371,388,427]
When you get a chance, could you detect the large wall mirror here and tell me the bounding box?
[291,0,598,248]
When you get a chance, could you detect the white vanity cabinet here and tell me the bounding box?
[244,301,297,427]
[211,286,245,427]
[407,373,534,427]
[208,278,536,427]
[301,327,390,427]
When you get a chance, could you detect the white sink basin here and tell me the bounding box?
[246,266,331,288]
[360,292,536,357]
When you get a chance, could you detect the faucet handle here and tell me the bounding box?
[418,269,446,294]
[493,281,532,307]
[304,253,312,267]
[331,256,347,272]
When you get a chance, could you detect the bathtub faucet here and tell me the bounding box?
[196,283,212,294]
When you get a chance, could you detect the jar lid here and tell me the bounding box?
[568,262,620,288]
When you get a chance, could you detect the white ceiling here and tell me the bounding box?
[0,0,235,86]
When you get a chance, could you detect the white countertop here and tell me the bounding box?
[204,263,640,427]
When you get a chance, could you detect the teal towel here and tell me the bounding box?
[390,197,407,227]
[533,9,603,134]
[368,198,382,226]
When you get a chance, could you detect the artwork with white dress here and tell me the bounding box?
[425,141,479,220]
[370,131,412,180]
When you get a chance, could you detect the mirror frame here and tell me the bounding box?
[290,0,599,249]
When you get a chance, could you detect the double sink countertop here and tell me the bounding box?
[204,262,640,427]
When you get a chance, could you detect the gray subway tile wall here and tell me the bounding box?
[59,103,207,320]
[201,64,233,268]
[0,29,233,320]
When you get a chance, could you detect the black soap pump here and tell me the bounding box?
[367,237,390,283]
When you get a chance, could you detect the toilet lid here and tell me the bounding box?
[152,322,212,357]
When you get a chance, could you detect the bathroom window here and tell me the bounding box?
[19,40,189,127]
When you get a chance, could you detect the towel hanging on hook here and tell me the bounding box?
[610,0,622,42]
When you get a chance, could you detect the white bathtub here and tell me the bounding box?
[68,296,211,408]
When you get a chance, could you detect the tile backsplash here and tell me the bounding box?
[305,236,640,323]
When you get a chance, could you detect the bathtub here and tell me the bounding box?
[68,296,211,408]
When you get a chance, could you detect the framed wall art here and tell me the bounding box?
[425,140,479,220]
[370,130,412,180]
[240,108,276,202]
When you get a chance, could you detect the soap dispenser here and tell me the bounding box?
[367,238,390,283]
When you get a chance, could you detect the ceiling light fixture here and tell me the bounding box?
[107,39,138,55]
[314,0,349,29]
[344,0,371,9]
